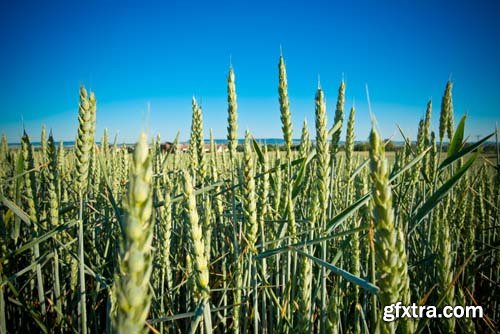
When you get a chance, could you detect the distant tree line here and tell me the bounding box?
[235,140,498,153]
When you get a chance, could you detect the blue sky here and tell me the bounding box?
[1,0,499,143]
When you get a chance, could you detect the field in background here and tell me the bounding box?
[0,58,498,334]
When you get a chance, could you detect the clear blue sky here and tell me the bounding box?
[1,0,499,143]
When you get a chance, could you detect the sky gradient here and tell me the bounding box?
[1,0,499,143]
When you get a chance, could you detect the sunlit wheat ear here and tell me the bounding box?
[445,86,454,141]
[196,104,206,181]
[40,125,47,166]
[369,125,410,334]
[331,80,345,157]
[243,130,258,253]
[88,91,97,146]
[227,66,238,160]
[157,176,173,291]
[47,132,59,228]
[414,118,425,183]
[181,170,210,300]
[439,80,453,143]
[21,131,46,316]
[189,96,206,180]
[315,83,331,334]
[101,128,109,159]
[189,97,198,170]
[297,188,318,333]
[0,133,8,162]
[429,131,437,179]
[423,100,432,178]
[299,118,311,158]
[315,85,330,222]
[345,106,356,176]
[113,132,154,334]
[21,132,38,224]
[74,86,93,196]
[278,53,293,159]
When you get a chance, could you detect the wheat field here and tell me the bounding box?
[0,56,498,334]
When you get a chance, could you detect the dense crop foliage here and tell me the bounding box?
[0,56,498,333]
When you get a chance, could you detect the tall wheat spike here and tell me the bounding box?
[0,134,7,162]
[315,83,330,334]
[439,81,453,144]
[278,53,293,160]
[47,132,63,320]
[345,106,356,177]
[113,133,154,334]
[423,100,432,179]
[21,132,46,316]
[299,119,311,158]
[315,85,330,229]
[243,130,258,253]
[74,86,93,196]
[227,66,238,160]
[190,96,206,181]
[182,170,212,332]
[369,125,411,334]
[182,170,210,298]
[331,80,345,160]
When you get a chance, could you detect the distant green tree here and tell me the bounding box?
[354,142,370,151]
[384,139,396,151]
